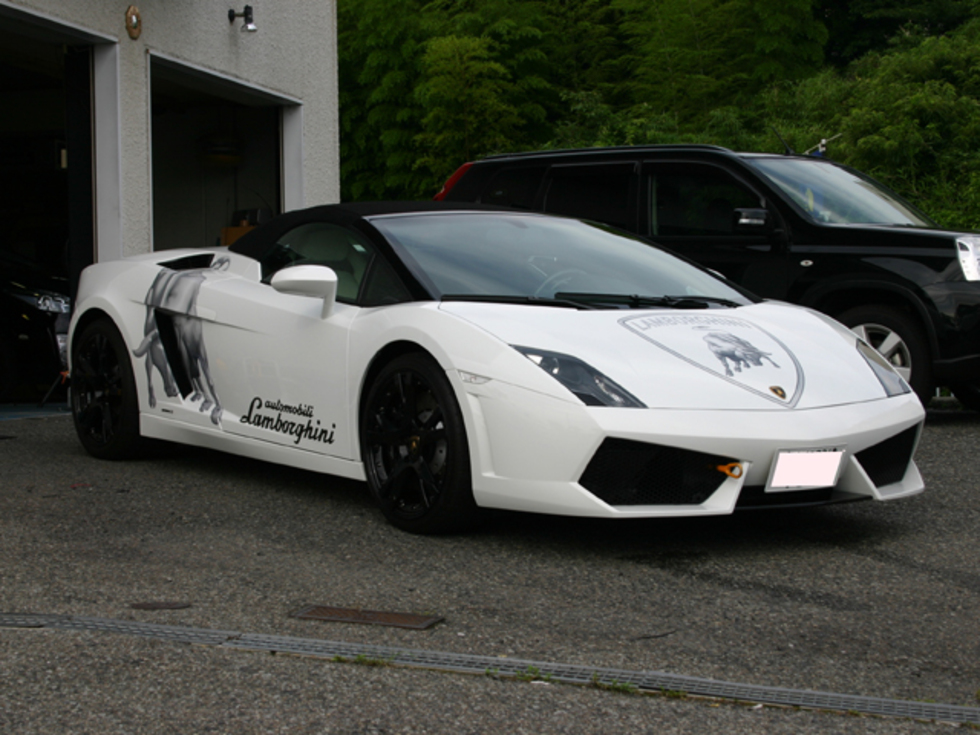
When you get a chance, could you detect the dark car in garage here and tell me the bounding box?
[435,144,980,406]
[1,254,71,401]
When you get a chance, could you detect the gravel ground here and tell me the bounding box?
[1,411,978,733]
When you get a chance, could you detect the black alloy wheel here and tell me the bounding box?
[71,319,144,460]
[361,352,480,534]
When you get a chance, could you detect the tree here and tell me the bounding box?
[615,0,827,122]
[414,35,523,182]
[338,0,430,200]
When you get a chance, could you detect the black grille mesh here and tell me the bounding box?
[856,425,919,488]
[579,438,734,506]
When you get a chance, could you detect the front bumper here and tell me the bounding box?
[458,375,925,518]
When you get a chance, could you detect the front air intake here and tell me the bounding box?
[855,425,919,488]
[579,438,735,506]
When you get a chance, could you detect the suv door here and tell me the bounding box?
[541,162,639,233]
[642,161,788,298]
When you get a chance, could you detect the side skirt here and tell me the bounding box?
[140,413,366,481]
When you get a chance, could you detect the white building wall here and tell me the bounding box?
[1,0,339,258]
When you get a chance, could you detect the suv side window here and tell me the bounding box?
[542,162,638,231]
[648,164,762,237]
[482,165,547,208]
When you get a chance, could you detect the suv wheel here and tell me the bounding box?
[837,305,931,404]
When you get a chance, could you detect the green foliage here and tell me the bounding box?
[613,0,826,120]
[414,35,523,182]
[759,18,980,229]
[339,0,980,222]
[338,0,429,200]
[819,0,975,65]
[339,0,552,199]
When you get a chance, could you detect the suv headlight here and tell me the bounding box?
[513,346,646,407]
[956,236,980,281]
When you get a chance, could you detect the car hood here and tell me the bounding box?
[438,300,901,410]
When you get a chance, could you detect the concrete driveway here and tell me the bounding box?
[1,410,978,733]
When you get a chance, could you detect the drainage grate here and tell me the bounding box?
[290,605,443,630]
[1,612,978,725]
[131,601,192,611]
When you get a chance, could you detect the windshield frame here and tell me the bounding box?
[744,155,937,228]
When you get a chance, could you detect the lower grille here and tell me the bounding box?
[579,438,734,506]
[735,485,840,509]
[856,425,919,488]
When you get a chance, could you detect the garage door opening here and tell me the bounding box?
[0,23,94,292]
[151,57,286,251]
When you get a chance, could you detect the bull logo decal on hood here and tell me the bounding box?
[620,313,804,407]
[703,332,779,377]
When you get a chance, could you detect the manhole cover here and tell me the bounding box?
[290,605,443,630]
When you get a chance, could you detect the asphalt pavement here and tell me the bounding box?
[1,405,978,733]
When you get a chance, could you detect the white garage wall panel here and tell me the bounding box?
[0,0,338,261]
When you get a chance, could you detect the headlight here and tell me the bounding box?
[13,292,71,314]
[856,339,910,397]
[956,235,980,281]
[513,346,646,407]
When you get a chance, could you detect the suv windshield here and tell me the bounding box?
[746,157,935,227]
[368,212,751,304]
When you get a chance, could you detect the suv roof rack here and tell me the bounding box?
[479,144,733,161]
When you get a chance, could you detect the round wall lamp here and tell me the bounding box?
[125,5,142,40]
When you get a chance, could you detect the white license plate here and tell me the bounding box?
[767,448,845,492]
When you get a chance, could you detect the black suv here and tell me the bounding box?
[436,144,980,406]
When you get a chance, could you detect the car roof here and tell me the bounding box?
[469,144,830,166]
[228,201,513,260]
[475,144,735,162]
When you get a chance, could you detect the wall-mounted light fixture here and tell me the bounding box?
[228,5,257,32]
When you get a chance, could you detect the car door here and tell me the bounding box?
[641,161,789,299]
[540,161,640,233]
[187,222,379,460]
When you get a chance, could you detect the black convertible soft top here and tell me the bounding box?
[228,201,512,261]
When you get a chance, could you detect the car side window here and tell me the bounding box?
[542,163,638,231]
[648,165,762,237]
[481,165,547,208]
[260,222,374,302]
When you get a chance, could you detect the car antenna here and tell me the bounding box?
[770,126,796,155]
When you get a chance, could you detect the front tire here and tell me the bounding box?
[71,318,145,460]
[837,305,931,404]
[361,353,480,534]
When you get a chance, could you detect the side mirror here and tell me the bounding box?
[270,264,338,319]
[734,208,771,232]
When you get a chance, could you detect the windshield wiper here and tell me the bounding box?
[441,294,598,310]
[554,293,742,309]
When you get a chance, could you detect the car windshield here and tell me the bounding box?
[368,211,752,304]
[746,157,936,227]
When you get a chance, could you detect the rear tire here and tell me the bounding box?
[360,352,481,534]
[71,318,145,459]
[837,305,931,404]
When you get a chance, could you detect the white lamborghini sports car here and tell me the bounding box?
[69,202,925,533]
